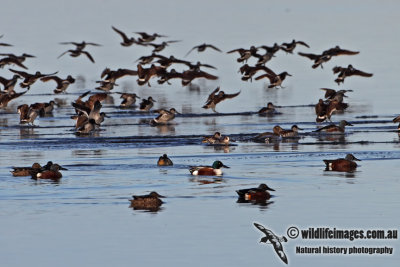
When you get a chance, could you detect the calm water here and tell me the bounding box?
[1,1,400,267]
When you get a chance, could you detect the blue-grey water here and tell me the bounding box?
[1,1,399,267]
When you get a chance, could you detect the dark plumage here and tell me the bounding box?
[323,154,360,172]
[185,43,222,57]
[157,154,173,166]
[130,192,165,211]
[202,87,240,112]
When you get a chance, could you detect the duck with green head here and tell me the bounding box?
[189,160,229,176]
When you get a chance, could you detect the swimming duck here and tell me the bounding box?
[118,93,140,107]
[202,132,222,144]
[130,192,165,211]
[323,154,360,172]
[278,125,303,137]
[32,164,68,180]
[157,154,173,166]
[314,120,353,133]
[11,163,42,176]
[254,126,282,142]
[189,160,229,176]
[236,183,275,201]
[258,102,276,115]
[151,108,179,124]
[139,96,156,111]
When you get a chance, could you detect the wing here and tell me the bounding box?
[41,71,59,77]
[205,87,220,103]
[320,88,336,99]
[206,44,222,52]
[333,49,359,56]
[117,68,138,78]
[82,51,95,63]
[298,52,320,60]
[167,40,181,44]
[223,91,241,99]
[255,73,274,82]
[184,47,197,57]
[59,42,74,45]
[86,42,101,46]
[40,75,61,84]
[112,26,130,43]
[253,223,269,234]
[295,40,309,48]
[196,71,218,80]
[393,115,400,123]
[72,102,91,117]
[227,48,244,54]
[199,63,217,69]
[273,245,288,264]
[57,50,71,59]
[351,69,373,77]
[9,68,30,78]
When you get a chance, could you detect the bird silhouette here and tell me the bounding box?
[254,223,288,264]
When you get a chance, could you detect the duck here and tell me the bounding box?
[333,64,373,85]
[151,108,179,124]
[278,125,303,137]
[139,96,156,111]
[118,93,140,107]
[40,75,75,94]
[185,43,222,57]
[323,154,360,172]
[134,32,168,43]
[236,183,275,201]
[314,120,353,133]
[58,48,96,63]
[11,163,42,176]
[254,126,282,142]
[17,104,39,125]
[258,102,276,115]
[32,164,68,180]
[189,160,229,176]
[10,69,58,89]
[0,53,34,69]
[255,70,291,88]
[202,87,241,113]
[130,192,165,211]
[112,26,141,47]
[202,132,222,144]
[157,154,173,166]
[280,39,309,54]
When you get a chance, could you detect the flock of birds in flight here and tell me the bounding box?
[0,27,394,211]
